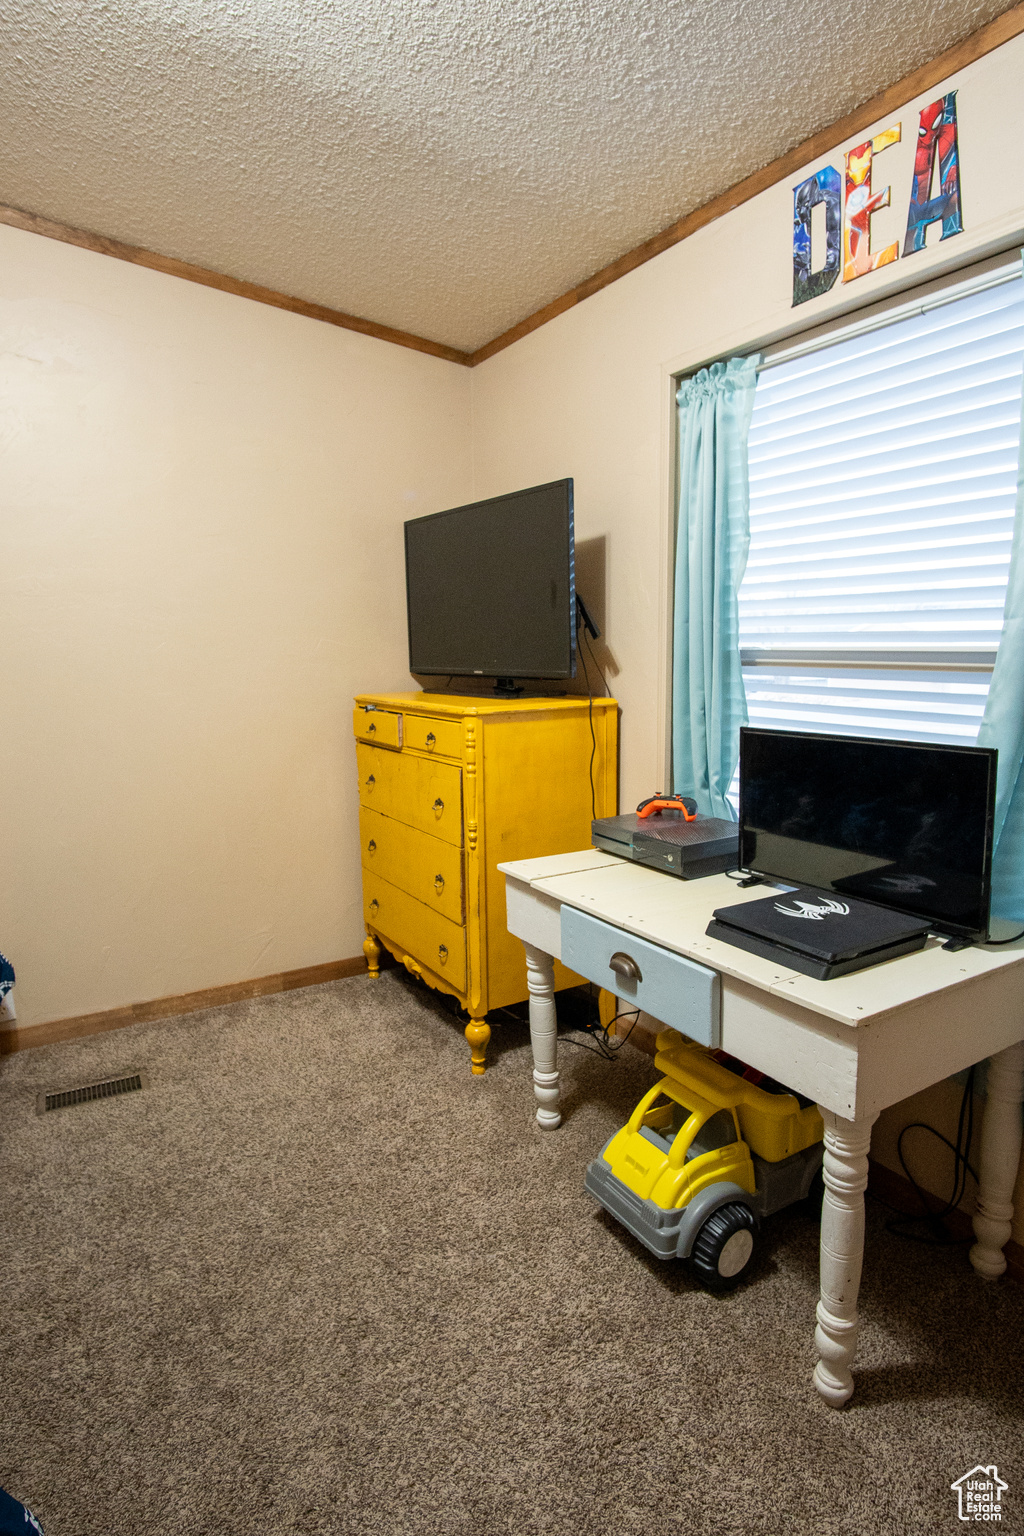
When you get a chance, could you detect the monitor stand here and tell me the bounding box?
[494,678,525,696]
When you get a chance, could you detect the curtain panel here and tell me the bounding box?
[978,256,1024,925]
[672,354,759,820]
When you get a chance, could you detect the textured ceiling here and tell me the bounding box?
[0,0,1014,351]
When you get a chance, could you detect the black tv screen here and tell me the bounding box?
[405,480,575,680]
[738,728,998,941]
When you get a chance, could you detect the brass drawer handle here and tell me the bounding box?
[438,944,448,963]
[369,898,379,915]
[368,840,376,854]
[434,874,444,895]
[425,731,436,749]
[609,951,643,984]
[433,797,444,815]
[366,774,375,789]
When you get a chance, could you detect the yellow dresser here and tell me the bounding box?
[353,691,618,1073]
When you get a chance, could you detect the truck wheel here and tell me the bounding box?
[689,1203,758,1291]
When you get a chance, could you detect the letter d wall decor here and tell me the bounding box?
[792,93,964,307]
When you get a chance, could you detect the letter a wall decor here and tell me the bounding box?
[792,94,964,306]
[904,92,963,254]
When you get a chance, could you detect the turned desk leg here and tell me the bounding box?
[524,942,560,1130]
[813,1110,876,1407]
[970,1039,1024,1279]
[363,932,381,979]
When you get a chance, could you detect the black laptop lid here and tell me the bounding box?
[712,888,931,963]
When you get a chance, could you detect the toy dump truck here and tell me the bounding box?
[585,1028,824,1290]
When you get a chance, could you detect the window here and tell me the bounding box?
[738,264,1024,752]
[684,1108,738,1161]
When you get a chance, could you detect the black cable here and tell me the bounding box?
[600,1009,642,1052]
[577,635,598,822]
[983,927,1024,945]
[559,1033,618,1058]
[883,1066,978,1245]
[559,986,641,1061]
[582,626,610,697]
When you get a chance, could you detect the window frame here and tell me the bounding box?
[665,244,1024,784]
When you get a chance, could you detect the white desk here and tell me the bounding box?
[500,849,1024,1407]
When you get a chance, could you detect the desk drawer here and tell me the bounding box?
[356,743,463,847]
[560,906,720,1047]
[359,806,464,923]
[353,706,403,749]
[363,870,467,991]
[404,714,463,759]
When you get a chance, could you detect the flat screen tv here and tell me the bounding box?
[405,480,575,686]
[738,727,998,942]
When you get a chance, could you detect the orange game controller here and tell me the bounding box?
[635,793,697,820]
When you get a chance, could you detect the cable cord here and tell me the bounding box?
[880,1065,978,1246]
[581,625,611,697]
[577,631,598,822]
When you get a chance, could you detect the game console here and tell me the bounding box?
[592,811,739,880]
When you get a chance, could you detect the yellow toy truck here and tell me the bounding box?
[585,1028,824,1290]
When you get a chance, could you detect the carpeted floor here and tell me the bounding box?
[1,972,1022,1535]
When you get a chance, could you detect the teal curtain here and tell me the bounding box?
[672,355,760,819]
[978,290,1024,924]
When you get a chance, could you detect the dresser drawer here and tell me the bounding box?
[404,714,463,759]
[560,906,720,1047]
[353,706,403,750]
[363,870,467,991]
[359,806,464,924]
[356,743,463,847]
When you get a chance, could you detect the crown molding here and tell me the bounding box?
[3,1,1022,369]
[0,201,473,366]
[467,0,1024,365]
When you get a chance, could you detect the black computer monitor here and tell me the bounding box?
[738,727,998,941]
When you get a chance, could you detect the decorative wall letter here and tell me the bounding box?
[903,92,963,255]
[792,167,842,306]
[843,125,901,282]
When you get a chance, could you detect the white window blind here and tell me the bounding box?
[738,270,1024,747]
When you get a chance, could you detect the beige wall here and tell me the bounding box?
[0,224,472,1030]
[469,35,1024,1237]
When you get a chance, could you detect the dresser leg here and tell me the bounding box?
[524,943,560,1130]
[813,1109,876,1407]
[363,932,381,979]
[464,1016,491,1075]
[970,1039,1024,1279]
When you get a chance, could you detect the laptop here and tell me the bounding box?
[707,886,931,980]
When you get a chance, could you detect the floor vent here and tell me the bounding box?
[37,1071,149,1116]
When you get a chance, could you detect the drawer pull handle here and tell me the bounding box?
[433,797,444,815]
[366,720,376,733]
[434,874,444,895]
[438,944,448,963]
[366,774,375,789]
[609,951,643,984]
[368,840,376,854]
[425,732,436,748]
[369,899,379,915]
